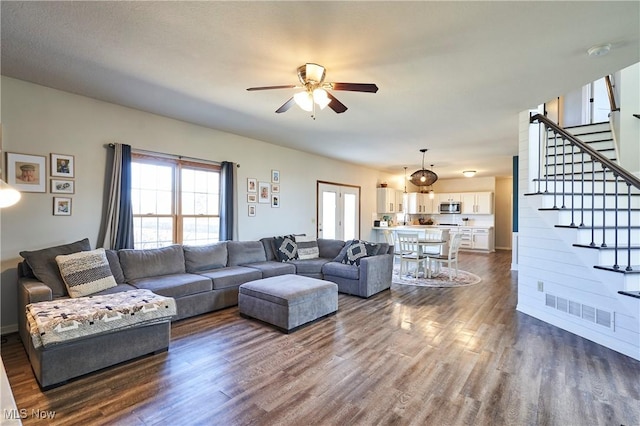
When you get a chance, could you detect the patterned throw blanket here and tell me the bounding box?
[27,289,177,349]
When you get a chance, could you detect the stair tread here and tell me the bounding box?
[574,243,640,250]
[618,291,640,299]
[594,265,640,274]
[539,207,640,211]
[556,224,640,230]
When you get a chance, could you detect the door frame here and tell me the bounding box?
[316,180,361,240]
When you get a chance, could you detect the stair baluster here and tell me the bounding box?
[580,151,585,227]
[627,183,633,271]
[570,144,575,226]
[614,174,619,270]
[553,133,558,208]
[590,157,596,247]
[601,165,607,247]
[561,137,566,209]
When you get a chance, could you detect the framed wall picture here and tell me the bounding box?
[6,152,46,192]
[258,181,270,203]
[271,184,280,193]
[51,153,74,178]
[247,193,257,203]
[248,204,256,217]
[53,197,72,216]
[271,194,280,208]
[247,178,257,193]
[51,179,75,194]
[271,170,280,183]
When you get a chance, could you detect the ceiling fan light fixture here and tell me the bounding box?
[463,170,476,178]
[313,88,331,109]
[294,91,313,111]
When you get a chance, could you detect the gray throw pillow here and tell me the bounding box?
[19,238,92,297]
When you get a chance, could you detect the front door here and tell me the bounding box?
[317,182,360,240]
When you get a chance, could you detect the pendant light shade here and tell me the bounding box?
[409,149,438,187]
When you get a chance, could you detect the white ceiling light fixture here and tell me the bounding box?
[463,170,476,178]
[587,43,612,57]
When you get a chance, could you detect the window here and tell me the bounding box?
[131,154,220,249]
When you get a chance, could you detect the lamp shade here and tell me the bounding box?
[0,179,21,208]
[294,91,313,111]
[409,149,438,187]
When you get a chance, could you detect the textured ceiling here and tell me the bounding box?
[2,1,639,179]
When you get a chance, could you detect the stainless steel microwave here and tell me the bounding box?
[439,202,461,214]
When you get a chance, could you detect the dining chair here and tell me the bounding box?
[420,229,443,256]
[382,230,402,267]
[428,233,463,280]
[396,232,429,278]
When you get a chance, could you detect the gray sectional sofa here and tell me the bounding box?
[17,235,393,388]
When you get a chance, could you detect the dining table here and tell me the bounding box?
[415,239,446,278]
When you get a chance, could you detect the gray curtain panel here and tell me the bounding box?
[219,161,236,241]
[101,143,134,249]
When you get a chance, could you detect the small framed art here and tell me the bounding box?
[271,195,280,208]
[271,169,280,183]
[247,193,257,203]
[248,205,256,217]
[247,178,257,193]
[51,153,74,178]
[258,181,270,203]
[271,184,280,193]
[6,152,46,193]
[51,179,75,194]
[53,197,72,216]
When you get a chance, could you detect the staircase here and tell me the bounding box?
[517,114,640,360]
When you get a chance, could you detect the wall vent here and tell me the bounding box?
[544,293,613,329]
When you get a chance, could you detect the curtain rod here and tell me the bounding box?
[107,143,239,167]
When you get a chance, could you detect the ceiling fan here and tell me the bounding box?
[247,63,378,119]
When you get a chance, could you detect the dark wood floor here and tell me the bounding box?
[2,250,640,425]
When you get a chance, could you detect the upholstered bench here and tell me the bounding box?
[238,274,338,332]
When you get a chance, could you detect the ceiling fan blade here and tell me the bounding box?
[326,92,348,114]
[275,97,296,113]
[247,85,297,91]
[330,83,379,93]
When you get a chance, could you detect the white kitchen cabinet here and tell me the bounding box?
[407,192,433,214]
[376,188,404,213]
[459,227,473,249]
[471,228,493,250]
[461,192,493,214]
[437,193,461,204]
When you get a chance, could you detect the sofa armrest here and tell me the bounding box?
[18,277,54,348]
[358,254,393,298]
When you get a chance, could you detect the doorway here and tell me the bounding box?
[317,181,360,240]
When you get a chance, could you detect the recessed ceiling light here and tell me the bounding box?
[587,43,612,57]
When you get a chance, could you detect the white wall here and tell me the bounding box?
[618,63,640,176]
[0,77,396,332]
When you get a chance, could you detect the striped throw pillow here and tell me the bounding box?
[55,248,117,298]
[295,235,319,260]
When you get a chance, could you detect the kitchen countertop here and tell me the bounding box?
[372,225,493,230]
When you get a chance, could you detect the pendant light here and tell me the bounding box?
[409,149,438,187]
[428,165,435,199]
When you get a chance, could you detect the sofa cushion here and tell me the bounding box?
[183,242,228,273]
[322,261,360,280]
[318,239,346,260]
[289,258,331,275]
[295,235,319,260]
[198,266,262,290]
[227,241,267,266]
[105,249,126,284]
[332,239,355,262]
[260,237,278,261]
[244,261,296,278]
[273,235,298,262]
[129,273,212,298]
[376,242,390,255]
[19,238,92,297]
[55,248,118,298]
[341,240,379,266]
[119,245,186,281]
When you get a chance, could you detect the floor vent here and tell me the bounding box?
[544,293,613,329]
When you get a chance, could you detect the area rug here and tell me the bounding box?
[392,267,482,288]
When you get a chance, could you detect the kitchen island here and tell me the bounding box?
[372,225,494,252]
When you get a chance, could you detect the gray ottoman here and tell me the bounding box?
[238,274,338,332]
